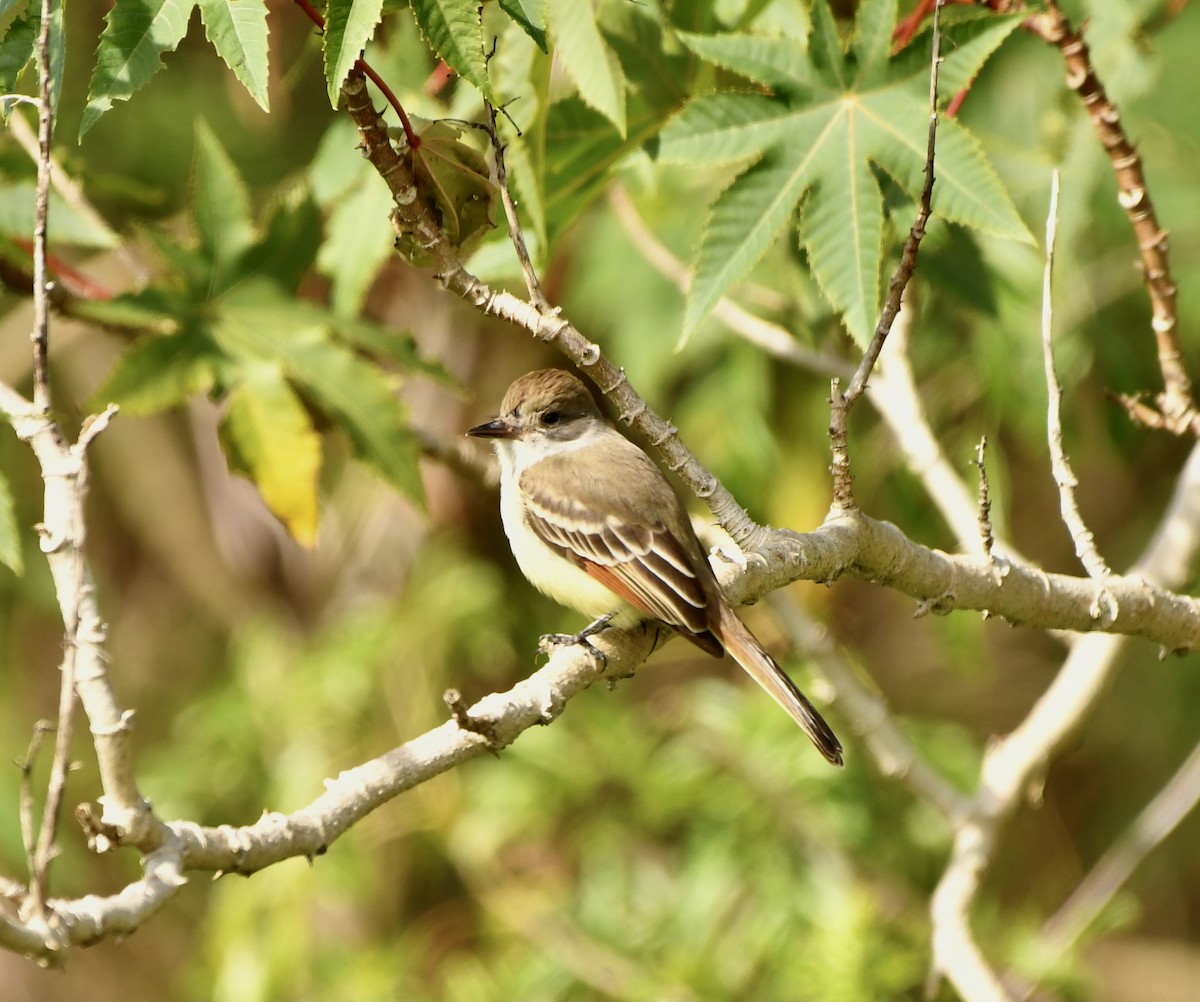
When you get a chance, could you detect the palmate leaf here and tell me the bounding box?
[546,0,625,137]
[212,282,425,507]
[80,0,197,139]
[660,0,1031,345]
[95,325,220,414]
[193,118,256,290]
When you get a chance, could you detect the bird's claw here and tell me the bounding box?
[538,613,615,669]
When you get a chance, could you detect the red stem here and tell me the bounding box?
[290,0,419,149]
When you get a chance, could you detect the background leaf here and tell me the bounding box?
[546,0,625,137]
[222,363,323,546]
[0,471,22,575]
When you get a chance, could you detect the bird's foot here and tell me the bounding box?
[538,613,615,669]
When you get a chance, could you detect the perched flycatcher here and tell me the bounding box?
[468,368,843,766]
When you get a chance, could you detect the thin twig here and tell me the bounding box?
[1040,171,1116,623]
[29,0,54,417]
[18,723,54,887]
[482,99,549,310]
[841,0,943,410]
[1037,738,1200,963]
[29,647,78,918]
[830,0,943,508]
[973,436,998,570]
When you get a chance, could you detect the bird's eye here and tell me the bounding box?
[541,410,561,426]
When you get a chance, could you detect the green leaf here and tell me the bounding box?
[323,0,383,107]
[222,364,322,546]
[498,0,546,53]
[80,0,198,139]
[0,180,120,248]
[286,337,423,506]
[662,0,1030,344]
[0,0,63,115]
[685,146,813,344]
[800,134,884,345]
[409,0,496,100]
[0,0,28,42]
[239,182,324,293]
[317,175,396,315]
[213,285,425,505]
[94,327,220,414]
[0,6,36,101]
[393,119,497,266]
[547,0,625,137]
[675,30,820,92]
[192,118,256,288]
[196,0,270,111]
[0,470,22,576]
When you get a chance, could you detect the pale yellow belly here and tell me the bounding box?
[499,479,642,627]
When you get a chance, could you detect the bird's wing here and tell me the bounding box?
[518,448,721,649]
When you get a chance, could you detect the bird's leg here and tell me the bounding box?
[539,612,615,668]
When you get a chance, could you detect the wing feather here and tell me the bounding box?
[519,446,716,639]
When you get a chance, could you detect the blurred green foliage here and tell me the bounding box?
[2,0,1200,1000]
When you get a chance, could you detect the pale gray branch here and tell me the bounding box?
[929,438,1200,1001]
[1040,171,1115,595]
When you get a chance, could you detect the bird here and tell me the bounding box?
[467,368,843,766]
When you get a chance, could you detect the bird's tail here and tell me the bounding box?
[713,599,843,766]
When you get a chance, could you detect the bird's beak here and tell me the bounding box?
[467,417,517,440]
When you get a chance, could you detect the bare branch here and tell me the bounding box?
[29,0,54,416]
[482,99,549,310]
[929,438,1200,1001]
[1038,738,1200,962]
[3,627,659,958]
[1041,172,1114,596]
[973,437,997,570]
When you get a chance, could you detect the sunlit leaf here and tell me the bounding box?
[410,0,496,100]
[546,0,625,136]
[498,0,546,52]
[80,0,197,138]
[196,0,270,111]
[323,0,383,106]
[660,0,1029,343]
